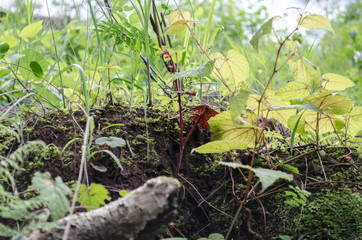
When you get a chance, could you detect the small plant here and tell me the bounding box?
[284,185,311,208]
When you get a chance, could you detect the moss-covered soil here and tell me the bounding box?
[1,103,361,239]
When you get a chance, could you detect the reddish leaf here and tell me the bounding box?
[189,105,219,130]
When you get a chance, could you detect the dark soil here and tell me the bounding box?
[1,103,361,239]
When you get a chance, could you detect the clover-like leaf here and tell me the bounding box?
[95,137,126,148]
[322,73,355,91]
[298,14,334,33]
[193,140,247,153]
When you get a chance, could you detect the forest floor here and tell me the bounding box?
[3,103,361,240]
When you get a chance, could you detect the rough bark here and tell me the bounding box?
[28,177,181,240]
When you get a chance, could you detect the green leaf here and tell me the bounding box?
[250,16,280,51]
[268,104,323,114]
[209,111,259,148]
[95,137,126,148]
[219,161,252,170]
[0,67,11,77]
[101,149,123,170]
[19,49,48,80]
[171,59,216,81]
[119,189,130,197]
[19,20,43,39]
[32,172,71,220]
[207,233,225,240]
[0,42,10,58]
[276,81,310,101]
[303,92,354,115]
[252,168,293,192]
[298,14,334,33]
[29,61,44,78]
[7,54,25,62]
[230,91,252,125]
[322,73,355,91]
[72,183,111,211]
[219,162,293,192]
[193,140,247,153]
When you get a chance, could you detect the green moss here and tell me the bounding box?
[300,190,362,239]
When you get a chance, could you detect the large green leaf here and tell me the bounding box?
[32,172,71,220]
[250,16,280,51]
[0,67,11,77]
[212,50,249,91]
[303,110,345,134]
[345,107,362,137]
[209,111,259,148]
[322,73,355,91]
[219,162,293,192]
[171,59,216,81]
[303,92,354,115]
[288,57,320,85]
[19,49,48,80]
[246,90,294,126]
[298,14,334,33]
[19,20,43,39]
[193,140,247,153]
[276,81,310,101]
[230,90,252,125]
[72,183,111,211]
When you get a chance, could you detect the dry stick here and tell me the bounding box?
[62,115,91,240]
[316,151,328,181]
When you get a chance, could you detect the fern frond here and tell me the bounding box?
[0,124,19,142]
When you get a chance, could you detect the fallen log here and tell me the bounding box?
[28,176,181,240]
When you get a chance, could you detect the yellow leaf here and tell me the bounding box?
[288,57,320,85]
[298,14,335,33]
[19,20,43,39]
[276,81,310,101]
[213,50,249,91]
[209,111,259,148]
[346,107,362,137]
[303,110,344,134]
[165,11,197,35]
[322,73,355,91]
[246,90,294,126]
